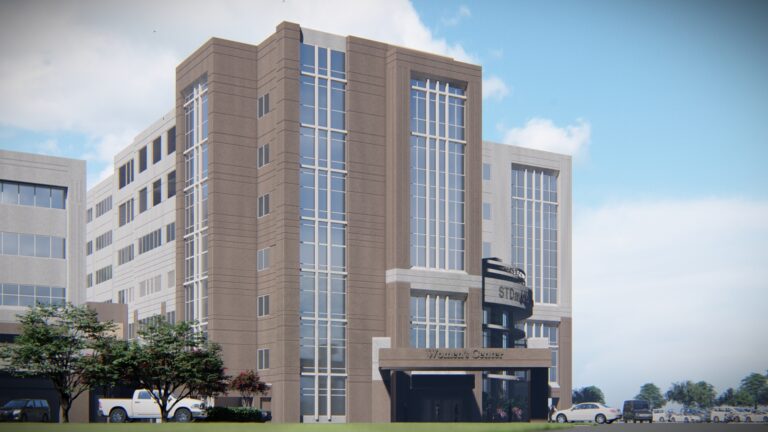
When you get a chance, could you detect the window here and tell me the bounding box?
[483,163,492,180]
[257,247,270,271]
[153,179,162,206]
[166,310,176,325]
[511,166,559,304]
[483,202,491,220]
[257,295,270,317]
[119,159,134,189]
[167,171,176,198]
[258,93,270,118]
[139,146,148,172]
[118,199,134,227]
[87,208,93,223]
[257,194,270,218]
[167,127,176,154]
[410,294,466,348]
[483,241,492,258]
[0,283,65,306]
[257,348,270,370]
[167,270,175,289]
[409,78,466,270]
[525,322,559,383]
[139,188,148,213]
[86,274,93,288]
[118,244,135,265]
[166,223,176,242]
[257,144,270,168]
[1,232,66,259]
[95,230,112,251]
[95,265,113,284]
[138,229,162,254]
[86,241,93,256]
[95,196,112,218]
[152,136,162,164]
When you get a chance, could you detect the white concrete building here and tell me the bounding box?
[481,141,573,407]
[0,150,86,327]
[86,111,177,337]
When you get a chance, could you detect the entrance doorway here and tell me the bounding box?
[392,374,479,422]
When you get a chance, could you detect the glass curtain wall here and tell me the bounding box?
[298,42,348,422]
[182,77,209,338]
[409,78,466,270]
[510,166,558,304]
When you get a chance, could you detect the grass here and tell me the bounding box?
[0,422,572,432]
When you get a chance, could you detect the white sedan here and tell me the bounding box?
[552,402,622,424]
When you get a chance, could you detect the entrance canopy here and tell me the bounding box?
[378,347,551,371]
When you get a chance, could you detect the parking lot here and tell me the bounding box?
[566,423,768,432]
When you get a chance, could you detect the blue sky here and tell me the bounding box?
[1,0,766,409]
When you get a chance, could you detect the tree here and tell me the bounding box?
[0,304,117,422]
[112,319,228,422]
[573,386,605,404]
[739,372,768,409]
[635,383,665,409]
[230,370,268,407]
[716,388,736,406]
[665,380,716,409]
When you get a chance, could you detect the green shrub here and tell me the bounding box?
[203,406,267,422]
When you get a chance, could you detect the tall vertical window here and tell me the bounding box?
[139,188,147,213]
[182,76,209,337]
[119,160,134,189]
[409,78,466,270]
[152,179,162,206]
[167,171,176,198]
[152,137,162,164]
[525,321,559,383]
[511,166,558,304]
[139,146,148,172]
[167,127,176,154]
[299,42,347,422]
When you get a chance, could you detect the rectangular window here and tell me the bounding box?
[152,179,162,206]
[258,194,270,218]
[118,199,134,227]
[483,163,492,180]
[167,171,176,198]
[95,265,113,284]
[152,137,162,164]
[409,294,466,349]
[483,241,492,258]
[166,223,176,242]
[138,229,162,254]
[258,94,270,118]
[139,188,148,213]
[257,144,270,168]
[257,348,270,370]
[95,230,112,251]
[86,273,93,288]
[139,146,148,172]
[483,202,491,220]
[118,244,135,265]
[257,295,270,317]
[86,240,93,256]
[167,127,176,154]
[119,160,135,189]
[95,196,113,218]
[87,208,93,223]
[257,247,270,271]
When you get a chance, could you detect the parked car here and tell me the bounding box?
[730,407,761,423]
[683,407,709,422]
[622,399,652,423]
[667,411,701,423]
[0,399,50,422]
[652,408,667,423]
[98,389,206,422]
[552,402,621,424]
[710,406,735,423]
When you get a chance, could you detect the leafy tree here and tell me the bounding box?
[111,319,228,422]
[635,383,665,409]
[739,372,768,409]
[734,388,755,406]
[0,304,117,422]
[572,386,606,404]
[665,380,716,409]
[716,388,736,406]
[230,370,268,407]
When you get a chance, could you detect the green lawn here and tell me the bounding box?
[0,423,572,432]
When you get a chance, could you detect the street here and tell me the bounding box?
[566,423,768,432]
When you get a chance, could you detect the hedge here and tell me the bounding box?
[203,406,268,422]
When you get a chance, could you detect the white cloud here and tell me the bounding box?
[501,118,590,157]
[573,198,768,408]
[0,0,474,184]
[482,75,510,101]
[442,5,471,27]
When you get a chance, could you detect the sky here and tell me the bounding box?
[1,0,767,409]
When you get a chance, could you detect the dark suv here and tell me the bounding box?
[0,399,51,422]
[623,399,652,423]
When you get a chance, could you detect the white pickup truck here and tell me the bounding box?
[98,389,206,422]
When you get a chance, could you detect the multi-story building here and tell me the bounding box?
[86,112,178,335]
[164,22,572,423]
[481,142,573,409]
[1,150,86,327]
[83,21,572,424]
